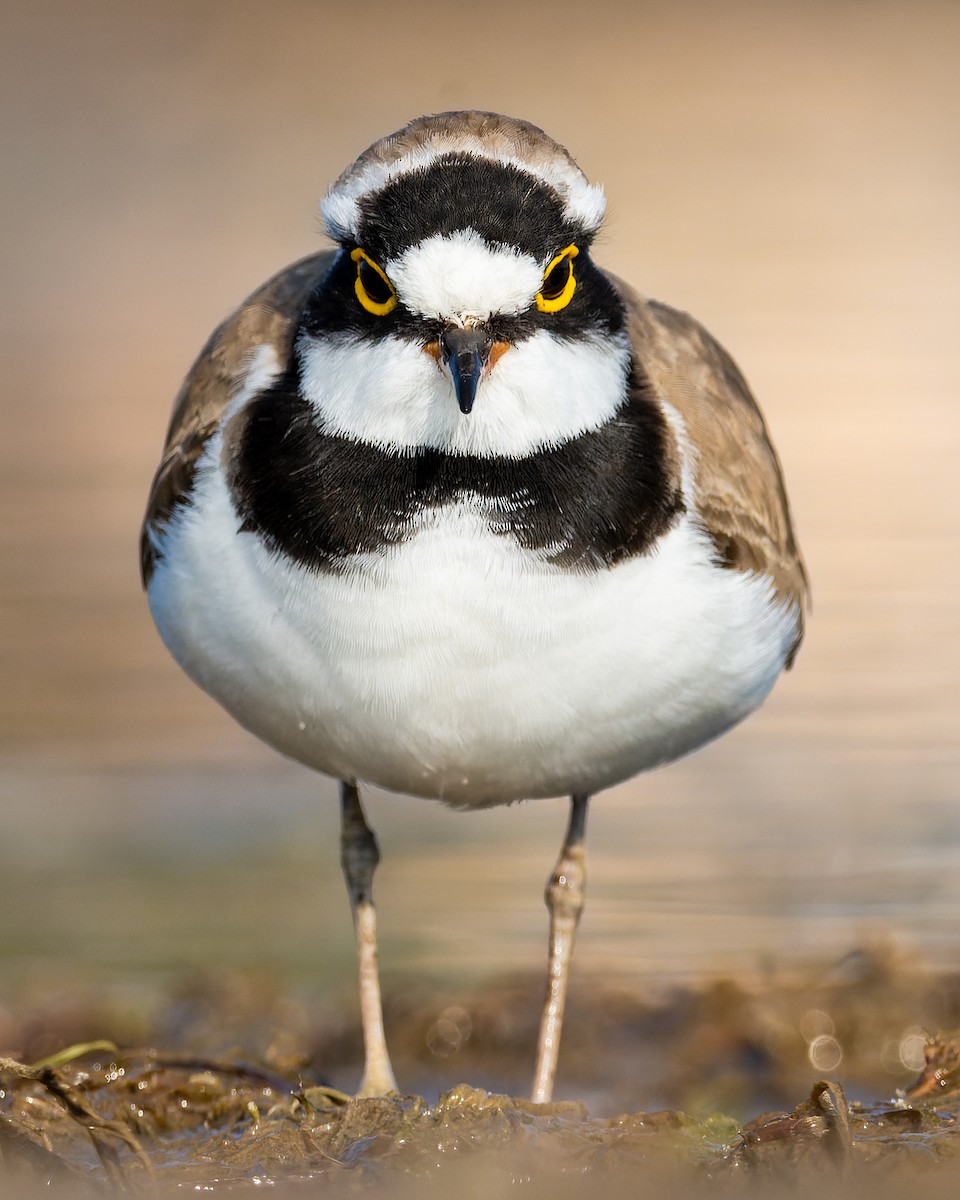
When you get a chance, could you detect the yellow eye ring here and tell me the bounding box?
[351,248,398,316]
[536,244,579,313]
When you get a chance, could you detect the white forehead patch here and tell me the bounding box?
[386,230,542,322]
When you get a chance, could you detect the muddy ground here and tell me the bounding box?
[4,946,960,1195]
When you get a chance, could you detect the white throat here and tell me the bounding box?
[297,327,630,459]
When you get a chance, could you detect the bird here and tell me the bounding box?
[141,110,807,1104]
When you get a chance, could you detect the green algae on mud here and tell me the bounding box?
[4,951,960,1194]
[2,1048,960,1196]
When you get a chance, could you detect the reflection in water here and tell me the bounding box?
[2,735,959,993]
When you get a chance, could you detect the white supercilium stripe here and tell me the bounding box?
[321,146,606,243]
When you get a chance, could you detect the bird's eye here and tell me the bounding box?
[351,248,398,316]
[536,245,579,313]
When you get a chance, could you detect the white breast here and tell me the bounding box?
[147,438,800,808]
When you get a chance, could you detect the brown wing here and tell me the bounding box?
[611,275,809,663]
[140,251,337,586]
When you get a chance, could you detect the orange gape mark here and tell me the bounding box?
[423,337,509,377]
[486,340,511,374]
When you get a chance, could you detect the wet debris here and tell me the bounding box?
[4,950,960,1193]
[905,1035,960,1101]
[1,1040,960,1194]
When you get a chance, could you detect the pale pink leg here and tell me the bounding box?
[340,781,398,1097]
[531,793,589,1104]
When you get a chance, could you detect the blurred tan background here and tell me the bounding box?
[1,0,958,1002]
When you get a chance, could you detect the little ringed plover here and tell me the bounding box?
[141,110,807,1103]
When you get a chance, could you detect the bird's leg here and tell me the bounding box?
[339,780,398,1097]
[531,793,589,1104]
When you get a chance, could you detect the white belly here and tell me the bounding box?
[147,444,799,807]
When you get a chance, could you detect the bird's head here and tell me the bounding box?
[299,112,630,457]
